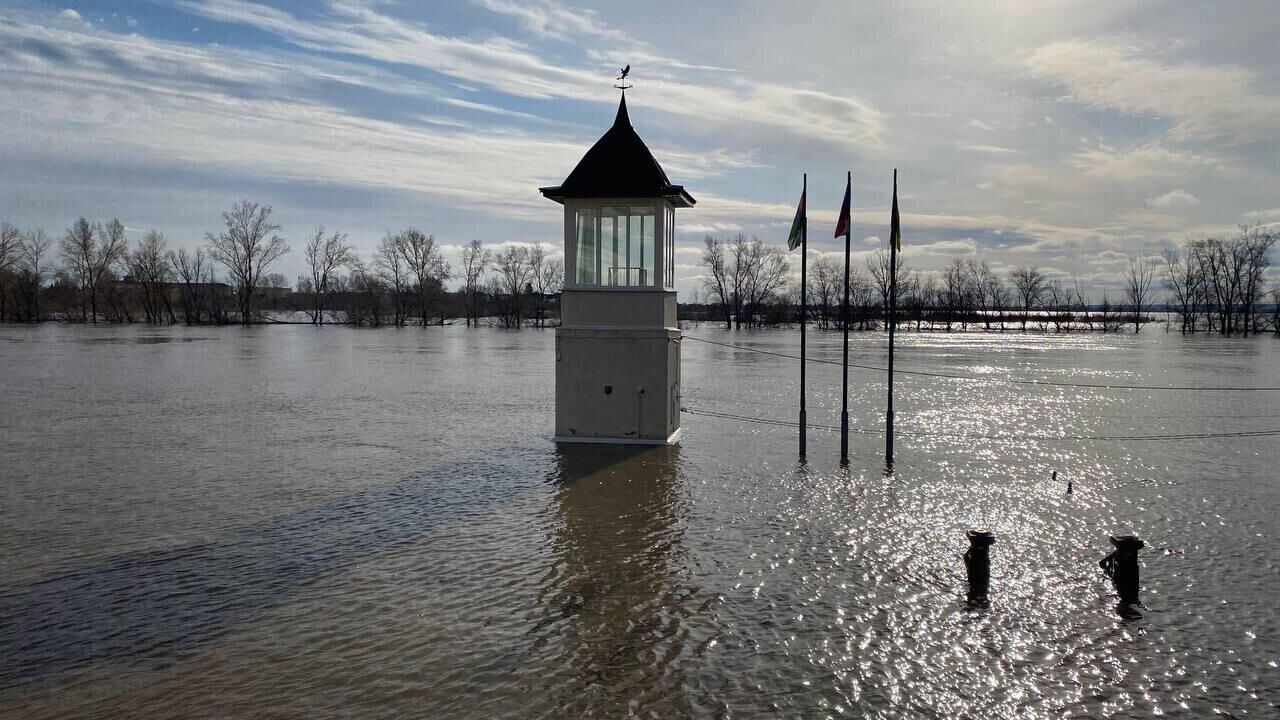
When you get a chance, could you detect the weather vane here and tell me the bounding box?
[615,64,632,91]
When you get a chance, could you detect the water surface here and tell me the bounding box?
[1,324,1277,718]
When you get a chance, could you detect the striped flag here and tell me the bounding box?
[787,186,806,250]
[834,175,851,238]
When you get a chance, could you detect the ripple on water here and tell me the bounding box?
[0,325,1277,718]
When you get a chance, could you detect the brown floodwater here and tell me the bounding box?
[1,323,1278,718]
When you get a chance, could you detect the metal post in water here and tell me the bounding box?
[799,173,808,461]
[963,530,995,607]
[1100,534,1144,606]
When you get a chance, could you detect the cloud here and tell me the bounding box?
[0,18,756,228]
[58,9,84,23]
[1242,208,1280,221]
[1116,211,1188,232]
[680,223,742,235]
[1145,188,1199,208]
[175,0,883,149]
[913,239,978,256]
[1025,38,1280,143]
[472,0,624,43]
[959,144,1021,155]
[1071,143,1218,183]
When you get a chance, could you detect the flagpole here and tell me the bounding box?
[799,173,808,461]
[886,169,898,469]
[840,170,852,465]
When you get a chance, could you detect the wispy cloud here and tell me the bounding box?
[959,144,1021,155]
[1145,188,1199,209]
[175,0,883,148]
[1025,38,1280,143]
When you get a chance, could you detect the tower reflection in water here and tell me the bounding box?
[534,443,696,716]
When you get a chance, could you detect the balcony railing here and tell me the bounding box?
[607,266,649,287]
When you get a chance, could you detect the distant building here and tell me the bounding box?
[541,93,694,444]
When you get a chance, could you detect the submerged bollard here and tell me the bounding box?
[964,530,996,607]
[1099,534,1144,606]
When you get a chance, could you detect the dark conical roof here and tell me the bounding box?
[540,94,695,207]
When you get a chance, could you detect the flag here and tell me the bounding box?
[834,175,851,238]
[889,172,901,252]
[787,186,806,251]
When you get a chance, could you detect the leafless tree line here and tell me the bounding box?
[699,234,792,328]
[1,201,565,328]
[1160,225,1277,336]
[694,228,1277,335]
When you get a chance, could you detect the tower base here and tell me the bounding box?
[553,427,682,446]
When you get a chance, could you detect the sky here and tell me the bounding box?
[2,0,1278,296]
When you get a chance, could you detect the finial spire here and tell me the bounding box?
[613,64,632,127]
[613,92,630,128]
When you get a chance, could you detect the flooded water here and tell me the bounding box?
[1,323,1278,718]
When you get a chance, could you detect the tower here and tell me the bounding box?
[540,93,694,444]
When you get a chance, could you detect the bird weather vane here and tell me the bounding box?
[615,64,632,91]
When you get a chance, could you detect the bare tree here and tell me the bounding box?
[343,256,386,327]
[696,234,787,328]
[97,219,132,322]
[1161,247,1201,334]
[0,223,19,273]
[847,264,875,330]
[461,239,492,327]
[19,229,52,321]
[739,236,789,328]
[1070,275,1092,332]
[1272,286,1280,336]
[531,248,563,328]
[810,255,840,330]
[1240,225,1276,335]
[1098,292,1123,332]
[490,246,535,328]
[205,201,289,325]
[394,228,450,326]
[169,247,208,325]
[1009,266,1046,332]
[59,217,128,323]
[867,248,907,328]
[939,259,969,332]
[966,260,999,331]
[0,222,20,321]
[528,246,549,328]
[375,232,411,327]
[988,267,1011,331]
[700,235,733,328]
[304,226,355,325]
[1044,279,1070,333]
[1123,254,1155,333]
[129,230,175,324]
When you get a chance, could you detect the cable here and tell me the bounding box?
[681,406,1280,442]
[685,336,1280,392]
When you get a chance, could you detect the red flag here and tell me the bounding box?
[834,175,851,238]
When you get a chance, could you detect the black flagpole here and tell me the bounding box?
[840,170,851,465]
[887,169,898,468]
[799,173,807,460]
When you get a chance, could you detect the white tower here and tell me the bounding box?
[541,94,694,444]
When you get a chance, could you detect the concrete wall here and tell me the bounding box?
[561,290,677,329]
[555,327,680,443]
